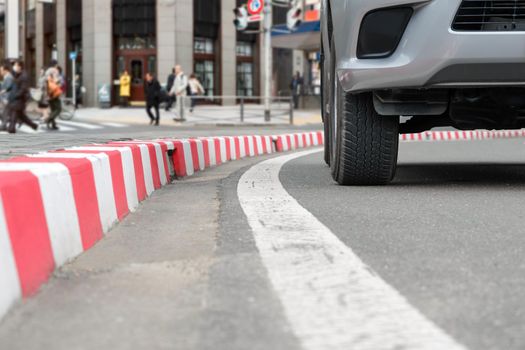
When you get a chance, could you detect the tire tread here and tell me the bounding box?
[335,93,398,185]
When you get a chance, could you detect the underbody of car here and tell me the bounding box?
[322,0,525,185]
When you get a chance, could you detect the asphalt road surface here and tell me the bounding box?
[0,134,524,350]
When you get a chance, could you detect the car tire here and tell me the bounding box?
[321,41,330,166]
[330,86,399,185]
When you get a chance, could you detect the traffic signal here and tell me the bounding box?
[287,0,303,31]
[233,6,249,31]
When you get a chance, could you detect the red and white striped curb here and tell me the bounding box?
[400,129,525,142]
[0,131,323,319]
[273,132,324,152]
[2,127,522,318]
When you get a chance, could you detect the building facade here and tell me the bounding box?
[0,0,320,107]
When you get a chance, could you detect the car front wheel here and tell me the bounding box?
[330,85,399,185]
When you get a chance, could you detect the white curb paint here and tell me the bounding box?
[196,140,206,171]
[247,136,255,157]
[205,138,217,166]
[0,163,83,267]
[238,136,246,158]
[70,146,139,212]
[137,144,155,195]
[226,137,235,161]
[152,142,167,185]
[237,150,466,350]
[218,137,228,163]
[29,153,119,232]
[0,198,22,318]
[178,140,194,177]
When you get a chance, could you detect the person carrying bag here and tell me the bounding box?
[43,60,62,130]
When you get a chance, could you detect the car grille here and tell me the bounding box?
[452,0,525,31]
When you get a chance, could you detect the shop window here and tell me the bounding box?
[117,36,156,51]
[237,62,254,97]
[194,37,215,54]
[308,51,321,95]
[27,0,36,10]
[195,60,215,97]
[116,56,126,78]
[236,42,253,57]
[147,55,156,75]
[113,0,156,37]
[131,59,144,85]
[236,41,256,98]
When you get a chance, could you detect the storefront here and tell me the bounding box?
[113,0,156,103]
[7,0,268,107]
[271,0,321,102]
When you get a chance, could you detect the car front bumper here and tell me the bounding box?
[332,0,525,92]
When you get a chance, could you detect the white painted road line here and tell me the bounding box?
[20,124,77,133]
[237,150,466,350]
[100,122,128,128]
[57,120,103,130]
[18,125,45,134]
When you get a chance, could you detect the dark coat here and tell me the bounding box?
[145,78,161,105]
[8,71,30,109]
[166,73,175,92]
[290,76,304,96]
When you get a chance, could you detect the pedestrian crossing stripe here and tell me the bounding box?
[100,122,127,128]
[58,120,103,130]
[5,121,130,134]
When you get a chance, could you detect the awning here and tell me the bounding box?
[271,21,320,51]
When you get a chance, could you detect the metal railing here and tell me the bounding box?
[172,95,295,125]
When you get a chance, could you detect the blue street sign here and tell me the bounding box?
[69,51,78,61]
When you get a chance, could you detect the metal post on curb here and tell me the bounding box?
[289,97,294,125]
[263,1,272,122]
[72,55,76,106]
[240,97,245,123]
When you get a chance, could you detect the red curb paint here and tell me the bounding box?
[0,172,55,297]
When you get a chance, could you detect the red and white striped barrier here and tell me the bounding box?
[162,135,275,178]
[0,131,322,319]
[3,127,525,319]
[273,131,324,152]
[400,129,525,142]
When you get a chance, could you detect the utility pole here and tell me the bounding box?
[263,0,272,122]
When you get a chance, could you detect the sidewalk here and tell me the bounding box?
[0,132,324,322]
[74,105,322,127]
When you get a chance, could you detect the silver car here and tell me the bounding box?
[322,0,525,185]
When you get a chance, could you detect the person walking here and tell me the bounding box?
[188,73,204,113]
[44,60,63,130]
[0,62,14,131]
[119,70,131,107]
[57,66,67,93]
[37,67,50,122]
[144,72,161,126]
[6,60,38,134]
[170,65,188,122]
[290,71,304,109]
[74,74,82,108]
[165,68,176,111]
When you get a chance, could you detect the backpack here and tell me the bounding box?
[47,77,62,99]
